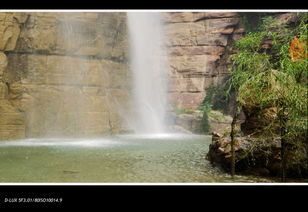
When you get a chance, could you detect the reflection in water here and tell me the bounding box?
[0,135,273,183]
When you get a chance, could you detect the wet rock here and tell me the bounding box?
[169,111,203,133]
[63,170,79,174]
[207,132,284,176]
[168,109,232,134]
[169,125,194,134]
[208,131,308,178]
[208,110,232,134]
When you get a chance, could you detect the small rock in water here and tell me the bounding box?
[63,170,79,174]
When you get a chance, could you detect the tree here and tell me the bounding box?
[230,99,240,179]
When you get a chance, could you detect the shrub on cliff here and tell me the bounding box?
[229,13,308,179]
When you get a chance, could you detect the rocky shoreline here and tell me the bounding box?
[207,132,308,179]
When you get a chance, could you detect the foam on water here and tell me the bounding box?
[0,138,122,148]
[116,133,204,140]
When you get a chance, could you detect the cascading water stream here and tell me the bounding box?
[127,12,168,134]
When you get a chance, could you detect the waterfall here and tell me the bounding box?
[127,12,168,134]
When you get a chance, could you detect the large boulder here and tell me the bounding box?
[207,132,308,178]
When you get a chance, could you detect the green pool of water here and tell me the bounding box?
[0,134,273,183]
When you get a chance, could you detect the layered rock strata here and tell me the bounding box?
[0,12,248,140]
[162,12,245,109]
[0,12,131,140]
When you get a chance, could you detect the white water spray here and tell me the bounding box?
[127,12,168,134]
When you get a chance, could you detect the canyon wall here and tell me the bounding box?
[162,12,245,110]
[0,11,246,140]
[0,12,131,140]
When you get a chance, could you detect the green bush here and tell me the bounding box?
[201,109,211,133]
[199,83,230,113]
[198,82,233,134]
[230,13,308,175]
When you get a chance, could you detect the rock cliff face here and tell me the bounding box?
[162,12,245,109]
[0,12,246,140]
[162,12,244,133]
[0,12,131,140]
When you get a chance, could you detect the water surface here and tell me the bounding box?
[0,134,273,183]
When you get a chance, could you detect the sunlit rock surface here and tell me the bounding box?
[0,12,131,140]
[0,12,246,140]
[163,12,244,109]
